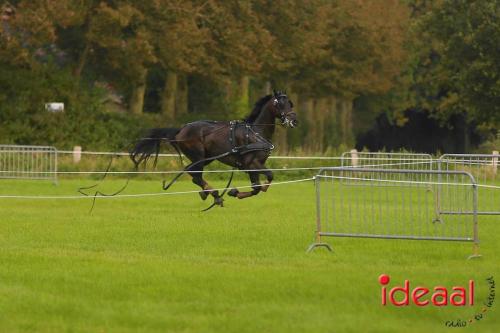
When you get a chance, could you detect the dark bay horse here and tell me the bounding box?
[130,91,297,208]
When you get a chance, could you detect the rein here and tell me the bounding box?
[77,154,132,213]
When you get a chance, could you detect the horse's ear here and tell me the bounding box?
[272,89,278,104]
[290,100,294,108]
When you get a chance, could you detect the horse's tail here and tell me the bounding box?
[129,127,181,169]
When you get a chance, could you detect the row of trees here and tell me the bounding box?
[0,0,498,151]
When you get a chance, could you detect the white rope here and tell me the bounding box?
[0,166,326,175]
[316,175,500,189]
[0,177,314,200]
[0,160,438,175]
[56,149,344,160]
[477,183,500,189]
[60,152,428,162]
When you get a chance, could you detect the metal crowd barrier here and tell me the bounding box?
[0,145,58,184]
[308,167,480,259]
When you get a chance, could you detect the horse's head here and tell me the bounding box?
[270,90,298,128]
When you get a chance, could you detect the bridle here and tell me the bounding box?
[272,94,296,127]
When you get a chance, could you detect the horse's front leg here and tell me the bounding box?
[228,171,261,199]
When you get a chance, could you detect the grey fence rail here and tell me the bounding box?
[341,151,434,170]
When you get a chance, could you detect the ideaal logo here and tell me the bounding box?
[378,274,495,328]
[378,274,474,306]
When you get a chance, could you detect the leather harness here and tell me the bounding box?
[228,120,274,157]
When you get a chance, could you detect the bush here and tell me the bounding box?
[0,63,159,150]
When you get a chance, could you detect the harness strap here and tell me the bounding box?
[228,121,274,156]
[162,150,233,191]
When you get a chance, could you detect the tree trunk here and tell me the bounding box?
[339,99,354,147]
[161,71,177,120]
[74,41,90,79]
[284,91,299,153]
[176,74,188,118]
[274,89,296,154]
[315,98,328,152]
[236,76,250,118]
[463,120,470,153]
[301,96,315,152]
[73,13,92,80]
[263,81,271,95]
[327,96,340,148]
[129,68,147,115]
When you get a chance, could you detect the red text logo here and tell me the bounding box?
[379,274,474,306]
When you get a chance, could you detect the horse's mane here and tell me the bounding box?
[244,94,272,123]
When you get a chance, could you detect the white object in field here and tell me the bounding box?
[45,103,65,112]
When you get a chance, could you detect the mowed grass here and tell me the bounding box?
[0,178,499,333]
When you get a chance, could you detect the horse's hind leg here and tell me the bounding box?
[188,164,224,206]
[228,171,262,199]
[260,169,273,192]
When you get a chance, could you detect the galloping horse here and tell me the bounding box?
[130,90,297,208]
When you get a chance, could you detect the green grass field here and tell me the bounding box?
[0,178,499,332]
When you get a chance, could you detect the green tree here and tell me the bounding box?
[413,0,500,128]
[87,1,156,114]
[145,0,208,120]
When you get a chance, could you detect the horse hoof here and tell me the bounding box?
[228,188,239,197]
[199,191,209,200]
[215,197,224,207]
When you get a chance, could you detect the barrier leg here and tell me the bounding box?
[307,233,333,253]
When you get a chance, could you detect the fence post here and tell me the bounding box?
[73,146,82,164]
[493,150,498,176]
[350,149,358,167]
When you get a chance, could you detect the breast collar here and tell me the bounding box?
[228,120,275,155]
